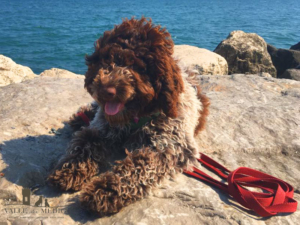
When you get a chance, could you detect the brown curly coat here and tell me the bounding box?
[48,17,209,216]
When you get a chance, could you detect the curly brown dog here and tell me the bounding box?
[47,17,209,216]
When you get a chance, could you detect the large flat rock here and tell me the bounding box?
[0,75,299,225]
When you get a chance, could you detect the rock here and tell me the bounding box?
[0,75,300,224]
[267,44,300,78]
[282,69,300,81]
[214,31,277,77]
[257,72,272,77]
[291,42,300,51]
[39,68,83,78]
[174,45,228,75]
[0,55,37,86]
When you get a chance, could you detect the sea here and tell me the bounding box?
[0,0,299,75]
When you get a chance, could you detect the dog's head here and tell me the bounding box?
[85,17,183,126]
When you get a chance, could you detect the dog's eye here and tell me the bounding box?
[108,63,117,71]
[102,69,110,76]
[123,69,131,76]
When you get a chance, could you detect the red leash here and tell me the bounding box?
[77,112,90,126]
[184,153,298,217]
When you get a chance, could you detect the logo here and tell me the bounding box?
[21,188,50,207]
[2,188,65,220]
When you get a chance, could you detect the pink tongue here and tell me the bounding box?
[105,102,124,115]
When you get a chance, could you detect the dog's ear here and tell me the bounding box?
[154,60,183,118]
[144,23,184,118]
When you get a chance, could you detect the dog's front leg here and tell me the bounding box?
[79,147,181,216]
[68,101,99,131]
[47,128,107,192]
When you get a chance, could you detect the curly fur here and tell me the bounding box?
[47,17,209,216]
[80,147,179,216]
[47,128,106,191]
[84,17,184,120]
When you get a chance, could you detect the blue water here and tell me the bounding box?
[0,0,299,75]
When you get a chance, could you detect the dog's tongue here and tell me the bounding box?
[105,102,124,115]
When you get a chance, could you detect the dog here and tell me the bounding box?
[47,17,209,216]
[34,196,43,207]
[45,199,50,207]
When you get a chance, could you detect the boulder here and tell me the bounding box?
[0,55,37,86]
[282,69,300,81]
[174,45,228,75]
[267,44,300,78]
[290,42,300,51]
[0,74,300,224]
[39,68,83,78]
[214,31,277,77]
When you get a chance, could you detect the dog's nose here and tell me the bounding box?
[105,87,116,97]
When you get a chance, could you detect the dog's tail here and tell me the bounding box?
[194,85,210,135]
[182,67,210,136]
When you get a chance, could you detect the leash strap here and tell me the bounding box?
[184,153,298,217]
[77,112,90,126]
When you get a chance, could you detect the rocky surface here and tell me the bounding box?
[267,44,300,78]
[290,42,300,51]
[174,45,228,75]
[0,55,37,86]
[214,31,277,77]
[0,56,83,88]
[282,69,300,81]
[39,68,83,78]
[0,73,299,225]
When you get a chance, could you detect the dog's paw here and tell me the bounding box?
[79,173,126,216]
[47,155,98,192]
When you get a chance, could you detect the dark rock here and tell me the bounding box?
[290,41,300,51]
[214,31,276,77]
[267,44,300,78]
[282,69,300,81]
